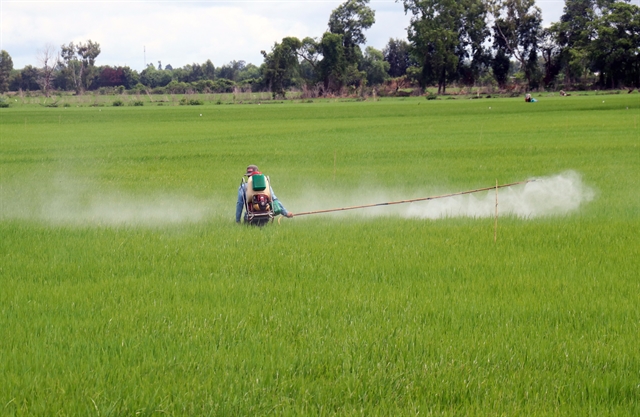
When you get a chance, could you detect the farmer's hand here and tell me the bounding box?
[286,213,294,218]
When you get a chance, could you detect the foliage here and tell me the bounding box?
[317,32,349,92]
[216,60,246,81]
[98,66,138,89]
[588,2,640,88]
[402,0,489,94]
[548,0,598,87]
[4,2,640,95]
[16,65,41,91]
[328,0,375,63]
[491,0,542,89]
[179,97,204,105]
[360,46,390,85]
[492,48,511,88]
[307,0,376,93]
[539,27,562,88]
[382,38,414,77]
[0,50,13,93]
[60,40,101,93]
[202,59,215,80]
[140,64,172,88]
[261,37,303,98]
[112,99,124,106]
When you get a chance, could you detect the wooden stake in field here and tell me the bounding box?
[333,150,337,182]
[494,179,498,243]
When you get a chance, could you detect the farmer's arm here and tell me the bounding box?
[271,188,293,217]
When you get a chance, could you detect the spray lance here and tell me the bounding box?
[289,180,535,218]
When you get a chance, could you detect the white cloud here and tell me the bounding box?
[1,0,565,70]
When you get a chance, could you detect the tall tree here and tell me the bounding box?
[139,64,171,88]
[589,1,640,88]
[99,66,125,88]
[217,61,246,81]
[318,0,375,92]
[0,50,13,93]
[19,65,41,91]
[60,40,101,93]
[539,28,562,88]
[317,32,349,91]
[456,0,491,85]
[328,0,375,64]
[383,38,413,77]
[188,63,204,82]
[360,46,390,85]
[548,0,598,87]
[491,0,542,88]
[203,59,215,81]
[491,48,511,88]
[261,37,302,98]
[402,0,488,93]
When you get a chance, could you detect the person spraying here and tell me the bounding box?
[235,164,293,226]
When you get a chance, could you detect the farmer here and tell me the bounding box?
[236,164,293,224]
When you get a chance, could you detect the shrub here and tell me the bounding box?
[132,100,144,106]
[113,99,124,107]
[179,97,203,106]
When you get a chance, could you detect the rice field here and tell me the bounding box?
[1,93,639,416]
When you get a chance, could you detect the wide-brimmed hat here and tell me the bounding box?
[245,164,259,175]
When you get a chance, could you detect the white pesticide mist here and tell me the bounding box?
[0,173,220,227]
[404,171,595,219]
[0,170,594,227]
[289,171,595,220]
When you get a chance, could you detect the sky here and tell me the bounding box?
[1,0,570,71]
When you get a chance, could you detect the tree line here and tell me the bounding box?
[0,0,638,97]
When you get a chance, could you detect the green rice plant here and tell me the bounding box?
[0,95,638,416]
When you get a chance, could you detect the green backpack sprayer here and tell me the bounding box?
[241,174,285,226]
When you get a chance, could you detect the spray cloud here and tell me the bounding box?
[0,171,594,226]
[288,171,595,220]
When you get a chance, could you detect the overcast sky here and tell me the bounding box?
[2,0,570,71]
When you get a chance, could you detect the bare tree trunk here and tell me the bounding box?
[37,44,59,98]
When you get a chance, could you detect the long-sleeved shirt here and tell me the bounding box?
[236,181,289,223]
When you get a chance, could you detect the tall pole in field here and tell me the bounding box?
[494,179,498,243]
[333,150,337,182]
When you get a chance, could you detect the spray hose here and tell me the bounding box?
[291,180,535,217]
